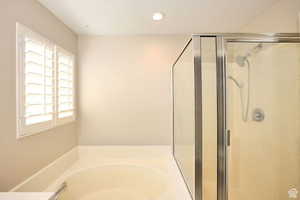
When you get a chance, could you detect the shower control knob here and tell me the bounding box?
[252,108,265,122]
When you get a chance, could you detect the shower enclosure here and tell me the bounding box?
[172,34,300,200]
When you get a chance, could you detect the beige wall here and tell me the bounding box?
[240,0,300,32]
[0,0,78,191]
[78,35,188,145]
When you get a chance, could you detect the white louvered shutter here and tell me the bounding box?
[17,25,55,137]
[56,48,75,123]
[17,23,75,138]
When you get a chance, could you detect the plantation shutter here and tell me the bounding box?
[56,48,75,123]
[17,23,75,138]
[17,25,55,137]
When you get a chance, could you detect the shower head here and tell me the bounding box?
[235,43,263,67]
[236,55,248,67]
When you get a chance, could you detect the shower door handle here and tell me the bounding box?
[227,130,231,146]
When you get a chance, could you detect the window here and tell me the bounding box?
[16,23,75,138]
[56,47,75,124]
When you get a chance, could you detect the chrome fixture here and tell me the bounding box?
[235,55,248,67]
[227,76,243,88]
[236,43,263,67]
[229,43,264,122]
[252,108,265,122]
[227,54,251,122]
[49,182,67,200]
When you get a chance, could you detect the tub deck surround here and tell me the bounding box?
[10,148,78,192]
[43,146,191,200]
[0,192,53,200]
[8,146,191,199]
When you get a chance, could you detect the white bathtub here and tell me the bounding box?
[58,165,168,200]
[11,146,191,200]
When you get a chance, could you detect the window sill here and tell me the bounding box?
[16,119,76,140]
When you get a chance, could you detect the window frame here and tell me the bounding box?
[16,23,76,139]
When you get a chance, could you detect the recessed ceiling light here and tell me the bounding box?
[152,12,164,21]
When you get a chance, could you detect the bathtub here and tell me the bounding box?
[11,146,191,200]
[57,165,168,200]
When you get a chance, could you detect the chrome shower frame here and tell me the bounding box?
[171,33,300,200]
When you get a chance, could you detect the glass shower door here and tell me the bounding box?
[173,36,218,200]
[173,39,196,198]
[173,34,300,200]
[226,41,300,200]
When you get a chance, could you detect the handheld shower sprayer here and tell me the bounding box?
[228,49,254,122]
[227,76,243,88]
[228,43,262,122]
